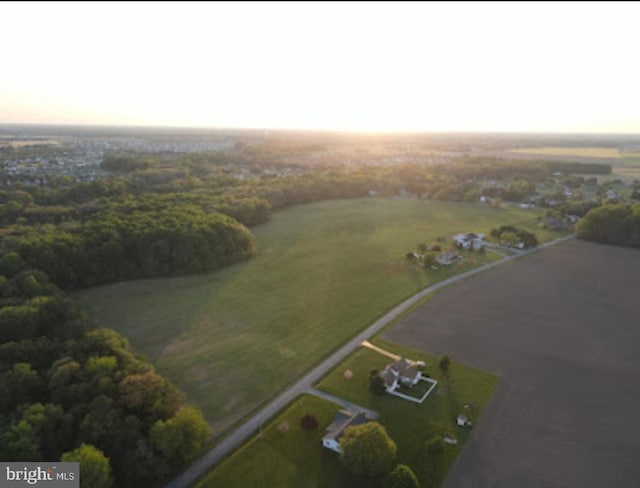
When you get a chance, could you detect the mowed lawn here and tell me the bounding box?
[76,198,543,434]
[194,395,351,488]
[197,342,497,488]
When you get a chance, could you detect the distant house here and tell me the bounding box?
[436,250,460,266]
[322,410,369,453]
[378,357,438,404]
[544,215,566,231]
[457,414,472,427]
[453,233,486,250]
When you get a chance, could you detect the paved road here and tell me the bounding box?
[165,234,574,488]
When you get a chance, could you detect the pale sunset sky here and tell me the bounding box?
[1,1,639,133]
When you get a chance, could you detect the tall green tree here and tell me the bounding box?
[340,421,397,477]
[61,443,113,488]
[150,406,211,467]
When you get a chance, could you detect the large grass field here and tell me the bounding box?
[75,198,546,434]
[621,153,640,166]
[197,341,497,488]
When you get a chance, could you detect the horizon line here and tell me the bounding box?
[1,121,639,137]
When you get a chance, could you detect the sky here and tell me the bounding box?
[1,1,639,133]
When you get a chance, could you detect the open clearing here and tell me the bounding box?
[76,198,549,434]
[384,239,640,488]
[0,139,59,149]
[581,166,640,183]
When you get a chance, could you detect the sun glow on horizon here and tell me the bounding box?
[2,2,640,134]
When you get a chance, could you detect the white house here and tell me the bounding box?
[453,233,486,250]
[380,358,423,392]
[379,357,438,404]
[322,410,369,453]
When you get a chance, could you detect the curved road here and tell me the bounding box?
[166,234,574,488]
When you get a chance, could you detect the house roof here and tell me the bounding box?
[437,250,459,263]
[323,410,369,441]
[392,358,421,380]
[382,357,420,384]
[380,368,397,389]
[454,232,480,242]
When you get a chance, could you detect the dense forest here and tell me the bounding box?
[0,264,210,487]
[1,206,256,289]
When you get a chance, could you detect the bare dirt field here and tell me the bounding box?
[384,239,640,488]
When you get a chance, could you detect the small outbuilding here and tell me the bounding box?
[457,414,472,427]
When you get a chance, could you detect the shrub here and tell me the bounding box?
[438,354,451,372]
[422,253,436,267]
[369,375,386,395]
[384,464,420,488]
[300,414,318,430]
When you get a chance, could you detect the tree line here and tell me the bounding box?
[577,203,640,248]
[0,205,256,289]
